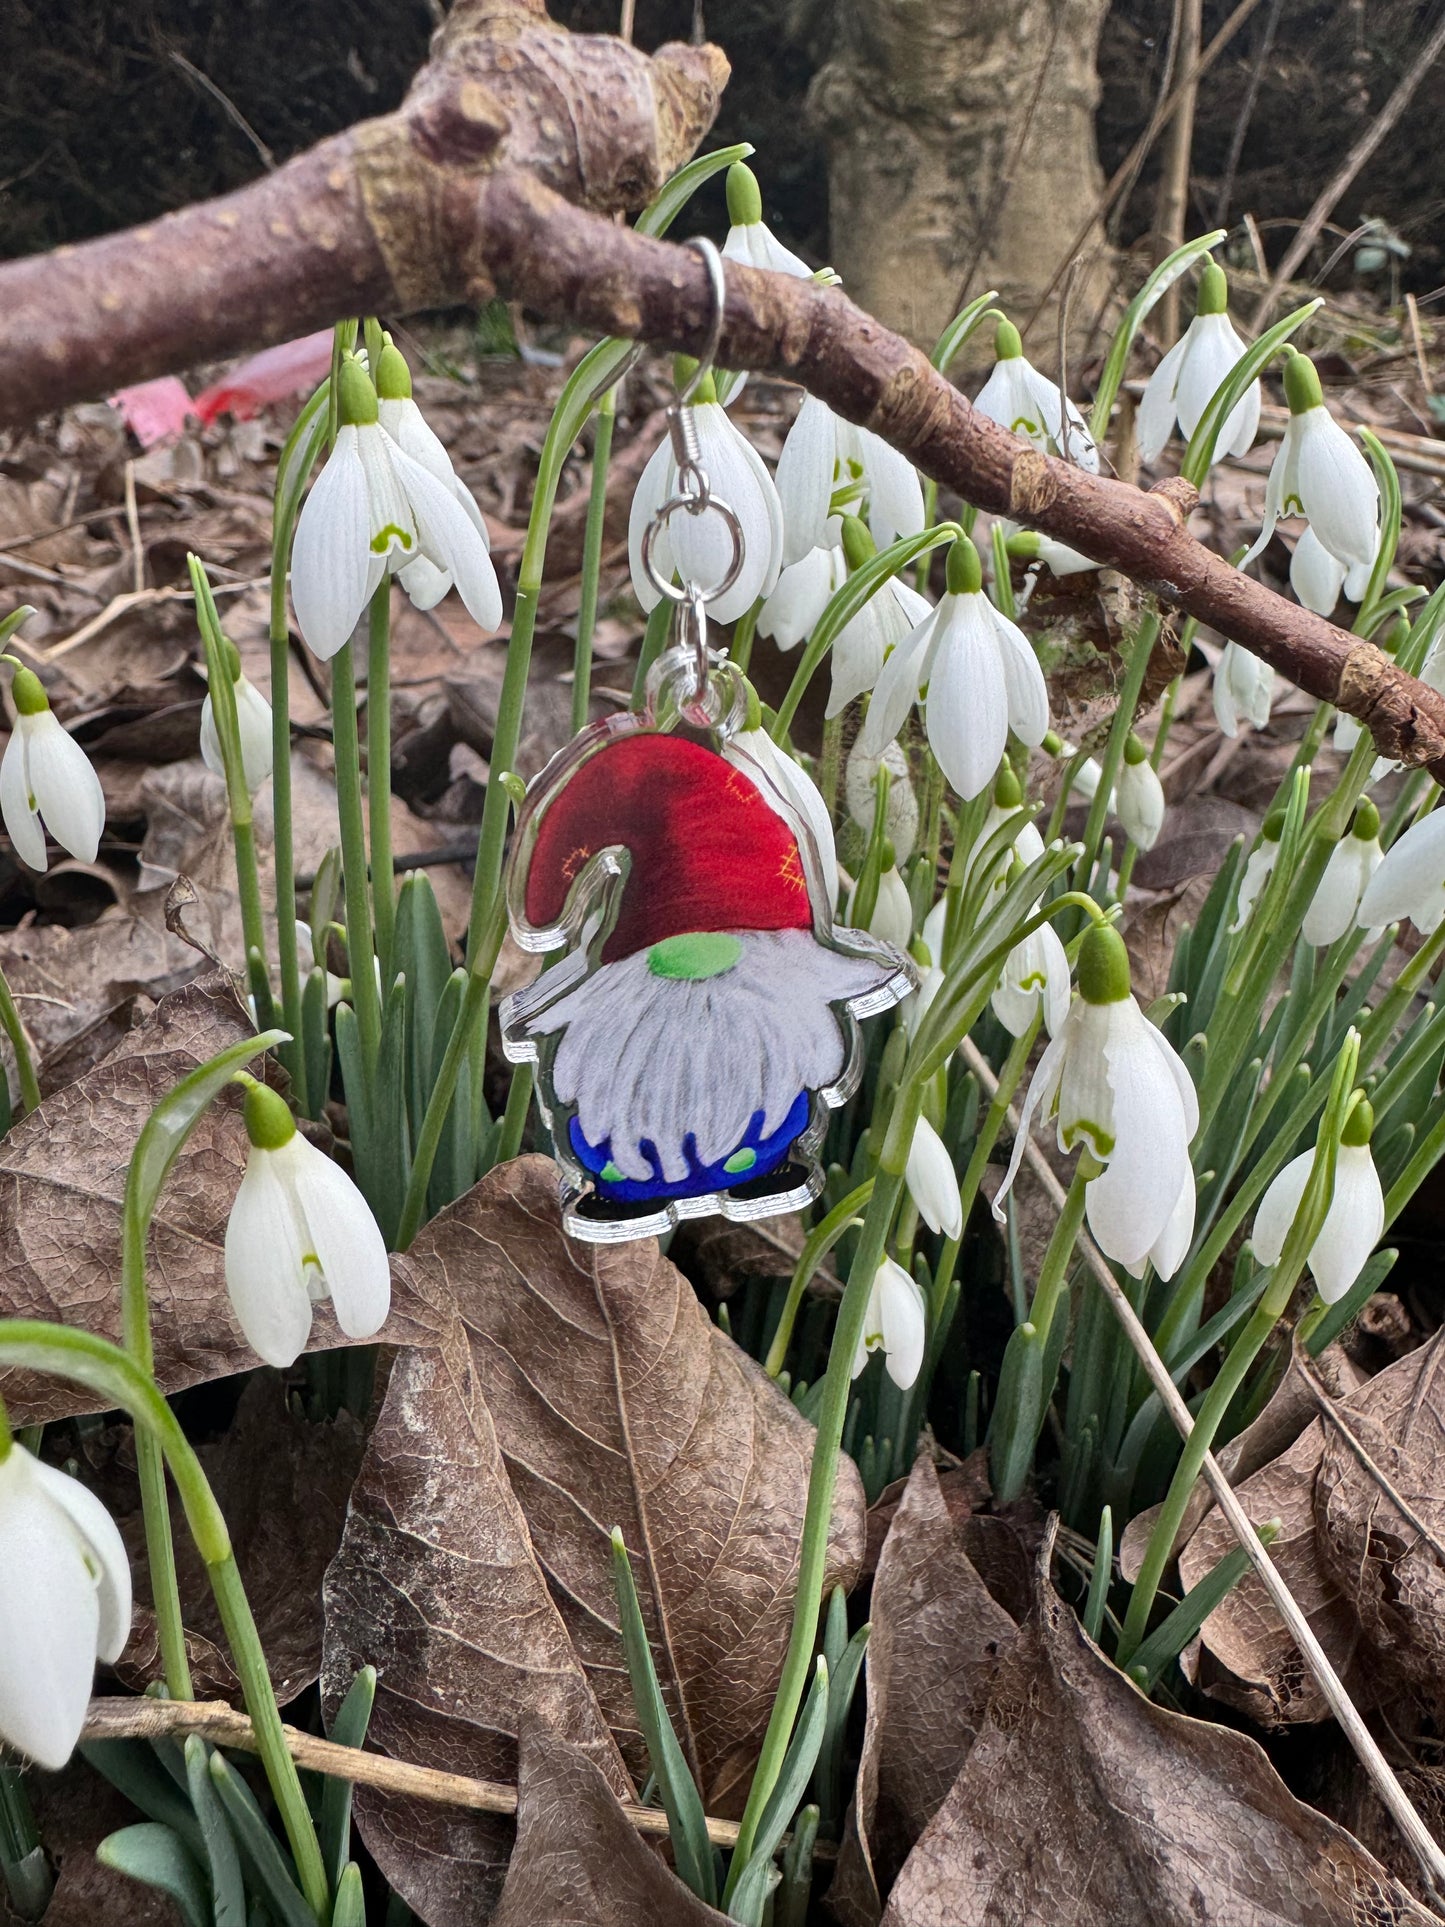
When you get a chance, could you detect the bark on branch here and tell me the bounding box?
[6,0,1444,776]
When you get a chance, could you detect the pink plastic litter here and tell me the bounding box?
[107,377,195,449]
[192,331,334,424]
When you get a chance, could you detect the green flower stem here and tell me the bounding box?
[367,585,396,990]
[330,642,381,1070]
[0,1323,328,1919]
[395,886,509,1250]
[0,965,40,1115]
[1027,1161,1091,1350]
[929,1021,1037,1333]
[496,1061,533,1165]
[730,598,760,677]
[724,1168,905,1901]
[763,1181,875,1380]
[467,580,539,965]
[571,392,617,737]
[0,1393,11,1458]
[1076,610,1159,892]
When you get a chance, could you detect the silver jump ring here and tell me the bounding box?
[640,491,746,605]
[678,238,727,404]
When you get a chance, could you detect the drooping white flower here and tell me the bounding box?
[1358,805,1445,935]
[0,1440,131,1769]
[1138,263,1261,466]
[1230,812,1283,931]
[1241,351,1379,584]
[628,383,784,625]
[852,1255,927,1389]
[906,1115,962,1239]
[973,319,1099,472]
[721,162,814,280]
[845,736,919,865]
[1302,802,1384,947]
[1213,641,1275,738]
[952,764,1046,909]
[291,356,502,659]
[758,544,844,651]
[992,919,1072,1039]
[1251,1102,1385,1304]
[1,667,105,871]
[848,863,914,952]
[727,728,838,901]
[1055,744,1114,812]
[225,1081,391,1367]
[375,338,498,614]
[827,518,933,715]
[859,536,1048,801]
[775,391,925,564]
[1117,736,1165,851]
[1290,526,1373,617]
[995,924,1198,1278]
[201,643,273,793]
[1001,523,1099,577]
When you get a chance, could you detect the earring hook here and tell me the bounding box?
[677,237,727,406]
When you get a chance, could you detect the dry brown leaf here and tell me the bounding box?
[831,1454,1016,1927]
[383,1156,867,1815]
[0,912,195,1081]
[669,1210,818,1300]
[880,1552,1436,1927]
[491,1719,730,1927]
[322,1329,631,1927]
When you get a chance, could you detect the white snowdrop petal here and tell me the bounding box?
[24,712,105,863]
[759,547,840,650]
[856,427,925,549]
[225,1153,315,1367]
[397,553,453,611]
[907,1116,962,1237]
[392,445,503,634]
[289,1138,391,1340]
[1251,1151,1312,1268]
[1084,1010,1190,1265]
[925,599,1008,801]
[1,729,47,870]
[627,437,676,611]
[234,677,274,791]
[876,1258,927,1389]
[1118,757,1165,851]
[1290,525,1346,616]
[291,427,374,659]
[1310,1143,1385,1304]
[987,606,1050,747]
[199,694,223,778]
[1295,408,1380,568]
[857,610,935,759]
[27,1455,132,1663]
[992,1025,1070,1220]
[669,411,779,622]
[0,1456,102,1768]
[1359,810,1445,930]
[776,394,839,565]
[1137,331,1190,463]
[1039,924,1073,1037]
[1148,1159,1196,1282]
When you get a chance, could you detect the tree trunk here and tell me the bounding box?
[805,0,1115,358]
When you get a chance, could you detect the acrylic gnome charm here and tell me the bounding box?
[502,718,914,1240]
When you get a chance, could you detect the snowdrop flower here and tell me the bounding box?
[956,764,1045,906]
[758,543,844,650]
[1302,800,1383,947]
[845,737,918,865]
[994,923,1198,1278]
[1117,735,1165,851]
[1241,351,1379,585]
[992,919,1071,1038]
[721,162,813,279]
[375,338,499,614]
[1213,641,1275,738]
[1138,262,1260,467]
[225,1081,390,1367]
[848,861,914,952]
[973,320,1099,472]
[728,727,838,899]
[1230,810,1284,931]
[1290,525,1372,617]
[859,536,1049,801]
[1003,525,1098,577]
[852,1255,927,1388]
[201,639,272,793]
[1358,805,1445,935]
[1252,1099,1384,1304]
[1,665,105,871]
[826,517,933,715]
[628,372,784,624]
[905,947,944,1041]
[906,1115,962,1238]
[0,1432,131,1769]
[291,356,502,659]
[775,392,925,564]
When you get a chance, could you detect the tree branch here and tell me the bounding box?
[4,0,1443,775]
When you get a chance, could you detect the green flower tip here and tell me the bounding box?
[910,935,933,970]
[1123,732,1148,767]
[671,354,716,404]
[1353,797,1381,842]
[726,162,763,228]
[840,514,876,571]
[742,677,764,733]
[994,318,1023,362]
[1341,1095,1374,1147]
[1382,615,1409,657]
[243,1081,297,1151]
[1042,729,1065,757]
[1262,807,1286,843]
[221,637,243,683]
[945,534,982,597]
[375,337,412,402]
[1078,922,1131,1005]
[1283,349,1324,417]
[10,665,48,716]
[1196,261,1229,317]
[992,763,1022,810]
[1006,530,1043,560]
[337,355,379,427]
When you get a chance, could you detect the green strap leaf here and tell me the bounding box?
[1129,1520,1281,1690]
[208,1753,319,1927]
[320,1666,377,1891]
[125,1029,288,1235]
[185,1736,247,1927]
[96,1824,210,1927]
[727,1656,830,1924]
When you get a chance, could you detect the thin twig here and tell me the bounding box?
[79,1698,748,1849]
[167,49,276,170]
[1213,0,1283,227]
[1155,0,1204,345]
[122,460,144,597]
[1252,0,1445,327]
[960,1035,1445,1907]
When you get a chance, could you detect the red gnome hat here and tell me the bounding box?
[525,734,814,965]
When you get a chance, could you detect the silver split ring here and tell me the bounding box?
[639,491,746,606]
